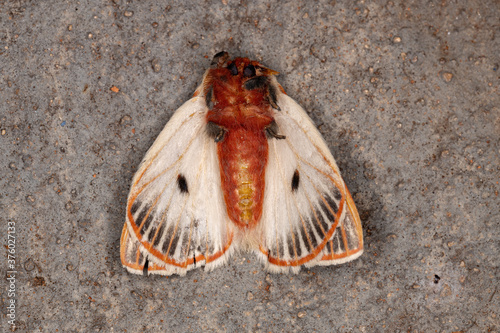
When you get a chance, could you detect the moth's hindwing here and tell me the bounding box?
[121,97,234,276]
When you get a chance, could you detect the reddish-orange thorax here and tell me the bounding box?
[205,58,276,228]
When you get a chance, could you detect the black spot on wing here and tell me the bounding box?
[177,174,189,194]
[324,193,339,214]
[291,170,300,192]
[244,76,268,90]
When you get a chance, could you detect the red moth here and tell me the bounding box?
[120,52,363,276]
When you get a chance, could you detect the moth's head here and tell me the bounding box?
[210,51,279,79]
[193,51,283,100]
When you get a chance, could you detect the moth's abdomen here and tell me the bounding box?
[218,127,268,228]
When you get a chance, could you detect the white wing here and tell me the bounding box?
[256,86,363,273]
[120,97,234,276]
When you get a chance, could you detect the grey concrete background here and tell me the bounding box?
[1,0,498,332]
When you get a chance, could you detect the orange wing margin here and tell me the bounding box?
[320,188,363,262]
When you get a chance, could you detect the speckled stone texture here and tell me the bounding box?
[1,1,498,332]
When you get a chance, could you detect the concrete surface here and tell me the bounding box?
[1,0,499,332]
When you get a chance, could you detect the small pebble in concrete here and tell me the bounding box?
[120,115,132,125]
[442,72,453,82]
[24,258,36,272]
[151,58,161,72]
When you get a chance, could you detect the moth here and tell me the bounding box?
[120,52,363,276]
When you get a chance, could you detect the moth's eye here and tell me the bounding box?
[227,63,238,75]
[243,64,256,77]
